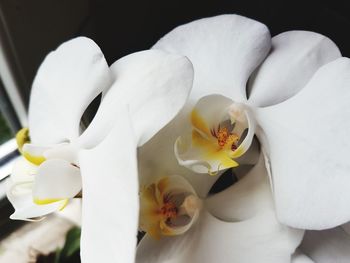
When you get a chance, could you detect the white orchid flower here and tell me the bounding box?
[152,14,350,230]
[136,14,350,262]
[6,37,194,263]
[139,175,202,239]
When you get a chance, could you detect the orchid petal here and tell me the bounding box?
[33,159,81,202]
[190,95,233,136]
[16,128,30,153]
[21,143,49,165]
[137,211,302,263]
[175,130,239,174]
[256,57,350,229]
[153,14,271,101]
[29,37,111,144]
[79,106,138,263]
[7,160,66,221]
[7,191,65,221]
[301,227,350,263]
[78,50,193,148]
[10,157,36,184]
[43,143,79,164]
[137,156,303,263]
[205,154,273,221]
[248,31,341,107]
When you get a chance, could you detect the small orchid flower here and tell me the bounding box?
[175,95,255,174]
[139,175,202,239]
[152,14,350,233]
[7,36,194,263]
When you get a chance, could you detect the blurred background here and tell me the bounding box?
[0,0,349,262]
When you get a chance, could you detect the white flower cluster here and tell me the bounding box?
[7,14,350,263]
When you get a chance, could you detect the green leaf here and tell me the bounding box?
[59,227,81,261]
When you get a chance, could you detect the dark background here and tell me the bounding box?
[88,0,350,64]
[1,0,350,107]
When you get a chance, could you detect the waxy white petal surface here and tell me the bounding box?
[248,31,341,106]
[33,159,81,200]
[153,14,271,101]
[256,58,350,229]
[79,50,193,148]
[79,106,138,263]
[29,37,111,144]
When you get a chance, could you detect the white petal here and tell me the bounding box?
[23,143,53,157]
[29,37,111,144]
[248,31,341,107]
[191,94,234,131]
[255,57,350,229]
[33,159,81,201]
[137,157,303,263]
[205,154,273,221]
[300,227,350,263]
[79,106,138,263]
[6,178,64,221]
[78,50,193,148]
[153,14,271,101]
[10,157,36,184]
[43,143,79,164]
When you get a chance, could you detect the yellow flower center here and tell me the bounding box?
[160,201,178,220]
[211,126,239,150]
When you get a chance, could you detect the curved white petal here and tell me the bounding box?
[79,106,138,263]
[6,178,64,221]
[29,37,111,144]
[301,227,350,263]
[137,157,303,263]
[78,50,193,148]
[22,143,52,157]
[205,154,273,221]
[191,94,234,131]
[33,159,81,201]
[43,143,79,164]
[255,57,350,229]
[153,14,271,101]
[10,157,36,184]
[248,31,341,107]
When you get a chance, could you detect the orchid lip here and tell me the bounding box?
[139,175,202,239]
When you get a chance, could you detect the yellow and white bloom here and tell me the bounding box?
[6,127,81,221]
[137,14,350,263]
[175,95,256,174]
[7,37,194,263]
[153,14,350,231]
[139,175,202,239]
